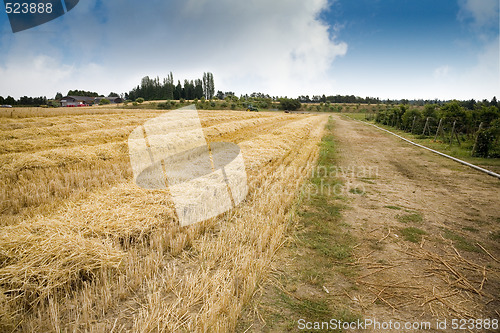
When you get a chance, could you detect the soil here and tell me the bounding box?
[333,114,499,331]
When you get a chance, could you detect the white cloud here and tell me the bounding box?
[458,0,499,29]
[433,65,452,79]
[425,39,499,100]
[0,0,347,98]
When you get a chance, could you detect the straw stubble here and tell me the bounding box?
[0,109,327,332]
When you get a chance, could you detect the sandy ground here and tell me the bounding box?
[331,114,500,332]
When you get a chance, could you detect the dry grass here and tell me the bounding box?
[0,107,150,118]
[0,108,328,331]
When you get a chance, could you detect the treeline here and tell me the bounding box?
[298,94,382,104]
[372,100,500,157]
[0,95,47,106]
[297,94,500,107]
[66,90,101,97]
[126,72,215,101]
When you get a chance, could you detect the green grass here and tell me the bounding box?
[442,229,479,252]
[301,122,355,264]
[384,205,402,210]
[397,212,423,224]
[276,290,360,332]
[277,291,331,320]
[401,227,427,243]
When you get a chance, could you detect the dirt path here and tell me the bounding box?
[331,114,500,331]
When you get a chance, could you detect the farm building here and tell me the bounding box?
[60,96,96,107]
[60,96,123,106]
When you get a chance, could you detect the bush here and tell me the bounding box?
[100,98,110,105]
[279,98,301,111]
[474,129,496,157]
[157,102,171,109]
[136,98,144,104]
[257,101,269,109]
[440,101,467,133]
[478,106,500,126]
[47,100,60,108]
[401,109,422,132]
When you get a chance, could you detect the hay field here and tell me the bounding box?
[0,108,328,332]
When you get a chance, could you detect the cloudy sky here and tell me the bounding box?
[0,0,498,100]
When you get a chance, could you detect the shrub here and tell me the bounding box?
[135,97,144,104]
[157,102,170,109]
[401,109,422,132]
[100,98,110,105]
[279,98,301,111]
[440,101,467,133]
[473,129,496,157]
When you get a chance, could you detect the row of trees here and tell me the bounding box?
[298,95,382,104]
[65,90,100,97]
[373,101,500,157]
[296,95,500,108]
[0,95,47,106]
[126,72,215,101]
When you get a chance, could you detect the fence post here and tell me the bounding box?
[449,120,460,146]
[411,116,417,134]
[471,122,483,156]
[434,119,443,142]
[422,117,430,136]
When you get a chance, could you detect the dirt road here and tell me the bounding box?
[331,114,500,330]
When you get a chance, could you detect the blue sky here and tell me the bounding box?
[0,0,498,100]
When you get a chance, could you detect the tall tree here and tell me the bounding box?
[165,72,174,100]
[174,80,183,100]
[203,72,215,99]
[194,79,203,99]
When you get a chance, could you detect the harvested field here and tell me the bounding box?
[0,108,328,331]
